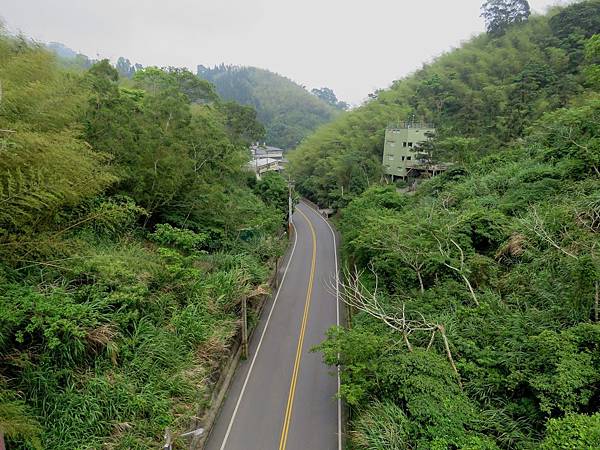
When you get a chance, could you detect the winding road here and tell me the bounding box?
[205,201,342,450]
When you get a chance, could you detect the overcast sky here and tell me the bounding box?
[1,0,564,105]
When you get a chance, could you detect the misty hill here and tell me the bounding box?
[46,41,78,59]
[46,41,93,70]
[198,64,340,149]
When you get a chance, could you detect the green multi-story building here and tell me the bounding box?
[382,123,435,179]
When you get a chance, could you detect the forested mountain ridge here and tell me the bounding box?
[198,64,341,149]
[0,31,289,448]
[291,1,600,448]
[290,0,600,208]
[47,42,340,149]
[44,44,341,150]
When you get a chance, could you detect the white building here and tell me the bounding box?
[248,143,286,178]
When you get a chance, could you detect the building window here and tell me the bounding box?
[408,142,413,147]
[403,142,407,147]
[407,156,412,161]
[401,156,405,161]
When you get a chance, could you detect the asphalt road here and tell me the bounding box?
[205,201,341,450]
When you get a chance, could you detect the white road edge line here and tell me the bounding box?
[219,219,299,450]
[304,203,342,450]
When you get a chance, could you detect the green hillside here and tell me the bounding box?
[198,65,340,149]
[292,1,600,448]
[290,1,600,207]
[0,32,287,448]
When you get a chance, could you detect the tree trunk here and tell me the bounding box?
[416,269,424,293]
[595,281,599,322]
[461,274,479,306]
[403,332,413,352]
[438,324,462,389]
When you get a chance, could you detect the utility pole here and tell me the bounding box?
[241,296,248,359]
[288,176,293,234]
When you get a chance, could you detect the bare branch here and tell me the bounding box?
[426,330,436,350]
[522,206,578,259]
[434,233,479,306]
[335,265,462,386]
[576,199,600,233]
[438,324,462,388]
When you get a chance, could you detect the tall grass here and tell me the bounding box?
[1,231,282,449]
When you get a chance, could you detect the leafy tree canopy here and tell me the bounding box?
[481,0,531,36]
[311,87,349,110]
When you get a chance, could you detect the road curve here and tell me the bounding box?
[205,201,341,450]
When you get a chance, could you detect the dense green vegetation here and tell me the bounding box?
[0,31,288,449]
[198,64,340,149]
[292,1,600,448]
[320,103,599,447]
[4,1,600,448]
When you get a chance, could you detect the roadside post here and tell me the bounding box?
[288,181,293,234]
[241,296,248,359]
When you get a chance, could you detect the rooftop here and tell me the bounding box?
[249,157,281,168]
[387,122,435,130]
[250,144,284,152]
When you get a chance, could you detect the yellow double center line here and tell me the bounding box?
[278,207,317,450]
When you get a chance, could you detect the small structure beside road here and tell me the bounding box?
[248,143,286,178]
